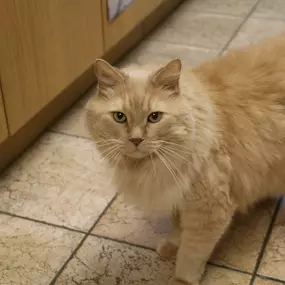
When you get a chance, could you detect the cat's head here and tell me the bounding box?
[86,59,194,163]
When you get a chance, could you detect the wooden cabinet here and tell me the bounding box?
[140,0,165,15]
[0,87,8,144]
[0,0,103,134]
[102,0,154,51]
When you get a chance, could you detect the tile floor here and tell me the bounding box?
[1,0,285,284]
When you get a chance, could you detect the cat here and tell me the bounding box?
[86,34,285,285]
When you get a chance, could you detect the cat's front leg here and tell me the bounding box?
[156,228,180,260]
[157,210,180,260]
[171,198,235,284]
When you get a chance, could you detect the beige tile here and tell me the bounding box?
[184,0,256,16]
[229,18,285,49]
[121,40,218,68]
[201,267,251,285]
[0,214,83,285]
[93,195,171,248]
[55,235,251,285]
[51,86,96,138]
[258,223,285,281]
[254,0,285,20]
[149,12,242,50]
[51,105,91,139]
[254,277,285,284]
[211,200,275,272]
[0,132,114,231]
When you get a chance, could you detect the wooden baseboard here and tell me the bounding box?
[0,0,183,173]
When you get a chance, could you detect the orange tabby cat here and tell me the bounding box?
[86,34,285,285]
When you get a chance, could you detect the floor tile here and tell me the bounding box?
[258,222,285,281]
[51,105,91,139]
[211,200,275,272]
[95,197,275,272]
[55,235,251,285]
[0,132,114,231]
[149,12,242,50]
[183,0,256,16]
[93,195,171,248]
[254,277,285,284]
[229,18,285,49]
[121,40,218,68]
[0,214,83,285]
[51,87,96,138]
[253,0,285,20]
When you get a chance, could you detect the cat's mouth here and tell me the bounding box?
[125,149,150,159]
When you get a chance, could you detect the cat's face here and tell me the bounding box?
[86,59,192,162]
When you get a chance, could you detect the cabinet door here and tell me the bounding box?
[0,87,8,143]
[140,0,165,15]
[102,0,146,51]
[0,0,103,134]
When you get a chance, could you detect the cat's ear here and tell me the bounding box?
[94,59,125,89]
[152,59,181,93]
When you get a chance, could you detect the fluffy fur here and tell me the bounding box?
[86,34,285,285]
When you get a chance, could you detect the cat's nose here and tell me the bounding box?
[129,137,144,146]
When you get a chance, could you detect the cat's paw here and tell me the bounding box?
[156,239,178,260]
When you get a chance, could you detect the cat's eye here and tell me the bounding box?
[148,112,163,123]
[113,112,127,123]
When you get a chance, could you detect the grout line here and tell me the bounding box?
[139,40,220,53]
[0,210,88,234]
[145,38,226,54]
[256,274,285,284]
[47,130,93,142]
[48,195,117,285]
[219,0,262,55]
[249,198,283,285]
[185,12,247,19]
[251,16,285,22]
[169,9,245,20]
[207,261,252,276]
[91,233,158,252]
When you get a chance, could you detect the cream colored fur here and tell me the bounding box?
[86,34,285,285]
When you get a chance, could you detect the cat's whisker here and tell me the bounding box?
[95,138,120,144]
[189,109,196,142]
[109,151,123,183]
[160,146,192,164]
[104,147,120,162]
[159,140,193,154]
[100,145,121,162]
[99,144,118,157]
[156,150,183,189]
[96,141,116,146]
[149,153,160,186]
[149,153,157,175]
[96,141,122,148]
[159,149,188,188]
